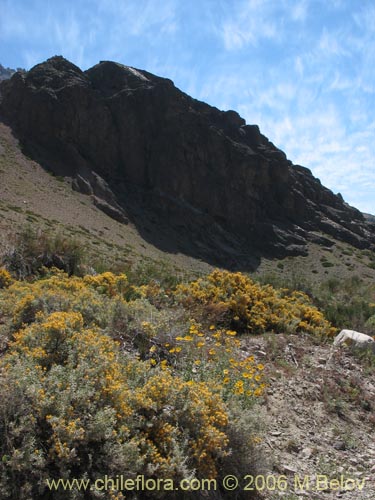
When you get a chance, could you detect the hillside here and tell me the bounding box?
[1,119,375,289]
[0,57,375,500]
[1,56,374,270]
[0,121,213,280]
[247,331,375,500]
[0,267,374,500]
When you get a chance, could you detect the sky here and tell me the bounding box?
[1,0,374,214]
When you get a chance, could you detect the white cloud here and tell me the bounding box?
[22,50,44,69]
[220,0,281,50]
[318,28,349,58]
[353,3,375,34]
[294,56,304,78]
[52,14,86,68]
[290,0,309,22]
[97,0,177,37]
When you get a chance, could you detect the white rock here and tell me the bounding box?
[333,329,375,352]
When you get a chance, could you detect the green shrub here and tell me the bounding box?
[316,276,375,333]
[1,226,85,278]
[321,261,334,268]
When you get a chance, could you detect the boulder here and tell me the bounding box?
[334,329,375,353]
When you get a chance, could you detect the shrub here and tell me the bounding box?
[316,275,375,333]
[152,321,266,407]
[0,272,264,499]
[83,272,129,297]
[126,259,187,289]
[0,266,274,499]
[0,270,130,333]
[175,269,335,336]
[0,268,13,289]
[1,226,85,278]
[108,297,189,357]
[0,310,231,498]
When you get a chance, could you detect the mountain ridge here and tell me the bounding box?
[1,56,374,268]
[0,64,15,81]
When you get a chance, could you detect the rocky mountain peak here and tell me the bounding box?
[0,57,374,267]
[85,61,157,96]
[25,56,88,90]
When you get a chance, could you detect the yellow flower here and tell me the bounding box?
[160,360,168,371]
[233,380,244,395]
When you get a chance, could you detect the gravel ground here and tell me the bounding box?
[242,333,375,500]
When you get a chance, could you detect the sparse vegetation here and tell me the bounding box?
[256,271,375,336]
[1,226,85,278]
[316,275,375,334]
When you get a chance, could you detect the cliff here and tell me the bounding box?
[1,56,374,266]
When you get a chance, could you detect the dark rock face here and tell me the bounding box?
[1,56,374,266]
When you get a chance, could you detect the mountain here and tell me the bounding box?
[0,64,14,81]
[0,64,25,81]
[2,58,375,500]
[0,56,374,268]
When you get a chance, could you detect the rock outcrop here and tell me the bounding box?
[0,56,374,266]
[0,64,25,81]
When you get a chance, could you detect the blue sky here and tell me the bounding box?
[1,0,374,214]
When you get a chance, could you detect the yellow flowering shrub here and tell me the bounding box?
[83,272,129,297]
[0,270,128,331]
[0,268,13,289]
[134,280,171,307]
[128,371,229,478]
[175,269,336,336]
[0,277,235,497]
[151,321,266,406]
